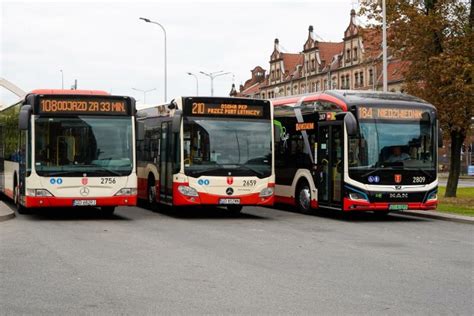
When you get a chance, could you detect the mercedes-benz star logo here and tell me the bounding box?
[80,187,90,196]
[226,188,234,196]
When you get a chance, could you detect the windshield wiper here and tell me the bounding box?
[87,165,123,176]
[236,165,265,177]
[361,166,393,178]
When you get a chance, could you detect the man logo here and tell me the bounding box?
[80,187,90,197]
[226,188,234,196]
[394,174,402,184]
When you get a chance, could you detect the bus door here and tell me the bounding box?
[317,121,343,209]
[159,121,173,203]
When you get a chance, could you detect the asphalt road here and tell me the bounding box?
[1,203,473,315]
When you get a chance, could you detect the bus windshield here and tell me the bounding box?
[349,120,435,170]
[183,118,272,178]
[34,116,133,176]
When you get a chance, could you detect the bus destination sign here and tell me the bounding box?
[358,106,426,121]
[38,97,128,115]
[190,102,264,118]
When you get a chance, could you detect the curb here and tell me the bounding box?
[401,210,474,224]
[0,201,15,222]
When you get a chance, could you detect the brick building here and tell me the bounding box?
[230,9,408,98]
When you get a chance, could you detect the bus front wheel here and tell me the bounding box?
[14,184,29,214]
[101,206,115,216]
[296,182,312,214]
[227,205,243,214]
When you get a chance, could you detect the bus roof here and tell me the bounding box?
[325,90,429,105]
[29,89,110,96]
[271,90,432,110]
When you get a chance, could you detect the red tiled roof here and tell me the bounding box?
[318,42,344,64]
[281,53,303,75]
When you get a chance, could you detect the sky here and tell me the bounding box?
[1,0,358,106]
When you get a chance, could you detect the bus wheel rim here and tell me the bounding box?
[299,187,310,210]
[148,185,156,204]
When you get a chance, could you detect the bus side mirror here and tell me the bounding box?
[19,104,32,130]
[274,125,281,143]
[172,110,182,134]
[343,112,357,136]
[136,121,145,141]
[438,127,443,148]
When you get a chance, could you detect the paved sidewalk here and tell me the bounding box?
[401,209,473,224]
[0,201,15,222]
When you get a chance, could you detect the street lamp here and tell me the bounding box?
[199,70,231,96]
[60,69,64,89]
[132,88,156,104]
[187,72,199,95]
[139,17,167,102]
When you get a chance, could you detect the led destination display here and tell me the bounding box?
[38,97,128,115]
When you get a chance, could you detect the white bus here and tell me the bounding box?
[0,89,137,214]
[136,96,275,213]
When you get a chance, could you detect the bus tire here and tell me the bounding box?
[101,206,115,216]
[374,211,390,217]
[14,181,28,214]
[147,175,157,210]
[296,180,312,214]
[227,205,243,214]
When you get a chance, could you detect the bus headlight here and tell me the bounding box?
[426,190,437,201]
[27,189,53,197]
[177,185,199,197]
[114,188,137,196]
[259,187,274,197]
[348,192,368,201]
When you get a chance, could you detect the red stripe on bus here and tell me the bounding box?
[25,195,137,208]
[172,182,274,206]
[343,198,437,212]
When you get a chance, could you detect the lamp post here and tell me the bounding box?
[60,69,64,89]
[187,72,199,95]
[139,17,167,102]
[132,88,156,104]
[199,70,231,96]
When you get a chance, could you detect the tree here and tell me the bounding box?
[359,0,473,197]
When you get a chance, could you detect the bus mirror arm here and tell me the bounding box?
[172,110,183,134]
[343,112,357,136]
[19,104,32,130]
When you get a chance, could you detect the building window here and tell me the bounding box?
[346,75,350,89]
[346,49,351,62]
[261,93,265,99]
[355,73,359,88]
[271,70,275,80]
[316,81,320,91]
[359,71,364,86]
[369,69,374,85]
[311,59,315,70]
[353,48,358,61]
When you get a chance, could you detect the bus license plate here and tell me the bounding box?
[219,198,240,205]
[389,204,408,211]
[73,200,97,206]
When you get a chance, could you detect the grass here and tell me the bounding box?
[436,186,474,217]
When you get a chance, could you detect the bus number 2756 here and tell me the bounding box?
[101,178,116,185]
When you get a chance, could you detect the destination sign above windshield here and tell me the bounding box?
[358,106,428,121]
[38,97,128,115]
[190,102,264,118]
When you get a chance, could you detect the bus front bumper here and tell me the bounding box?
[343,198,438,212]
[25,195,137,208]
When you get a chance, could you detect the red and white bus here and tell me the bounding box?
[136,96,275,212]
[0,89,137,214]
[272,90,440,215]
